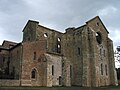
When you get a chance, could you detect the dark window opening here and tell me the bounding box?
[96,32,102,44]
[105,65,108,75]
[31,69,36,79]
[78,47,81,55]
[59,76,62,85]
[96,22,99,26]
[70,65,72,78]
[28,37,30,41]
[100,49,102,55]
[101,64,103,75]
[62,62,64,67]
[103,50,105,57]
[52,65,54,76]
[33,52,36,60]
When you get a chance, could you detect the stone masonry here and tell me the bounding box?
[0,16,118,87]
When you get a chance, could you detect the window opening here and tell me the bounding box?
[33,52,36,60]
[59,76,62,85]
[57,38,61,42]
[78,47,81,55]
[96,32,102,44]
[31,69,36,79]
[52,65,54,76]
[44,33,48,38]
[101,64,103,75]
[105,65,108,75]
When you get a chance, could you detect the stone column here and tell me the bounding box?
[88,28,99,87]
[107,38,118,86]
[81,29,91,87]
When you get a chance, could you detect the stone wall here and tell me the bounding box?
[0,80,20,86]
[45,53,63,87]
[9,44,22,79]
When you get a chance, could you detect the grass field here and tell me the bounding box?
[0,86,120,90]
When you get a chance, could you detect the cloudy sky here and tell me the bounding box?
[0,0,120,45]
[0,1,120,47]
[0,0,120,66]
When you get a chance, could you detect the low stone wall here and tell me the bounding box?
[0,80,20,86]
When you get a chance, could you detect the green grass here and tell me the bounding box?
[0,86,120,90]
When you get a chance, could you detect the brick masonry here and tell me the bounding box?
[0,16,118,87]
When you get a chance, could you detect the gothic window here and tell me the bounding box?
[33,52,36,60]
[31,69,37,79]
[105,65,108,75]
[96,32,102,44]
[78,47,81,55]
[52,65,54,76]
[101,64,103,75]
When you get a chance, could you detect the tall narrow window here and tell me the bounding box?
[33,52,36,60]
[78,47,81,55]
[59,76,62,85]
[31,69,36,79]
[100,49,102,55]
[70,65,72,78]
[103,50,105,57]
[52,65,54,76]
[57,37,61,53]
[105,65,108,75]
[101,64,103,75]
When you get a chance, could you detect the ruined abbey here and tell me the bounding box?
[0,16,118,87]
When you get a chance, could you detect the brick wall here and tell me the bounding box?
[21,40,47,86]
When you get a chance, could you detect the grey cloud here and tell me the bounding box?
[0,0,120,47]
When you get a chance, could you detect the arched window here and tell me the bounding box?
[31,69,37,79]
[96,32,102,44]
[44,33,48,38]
